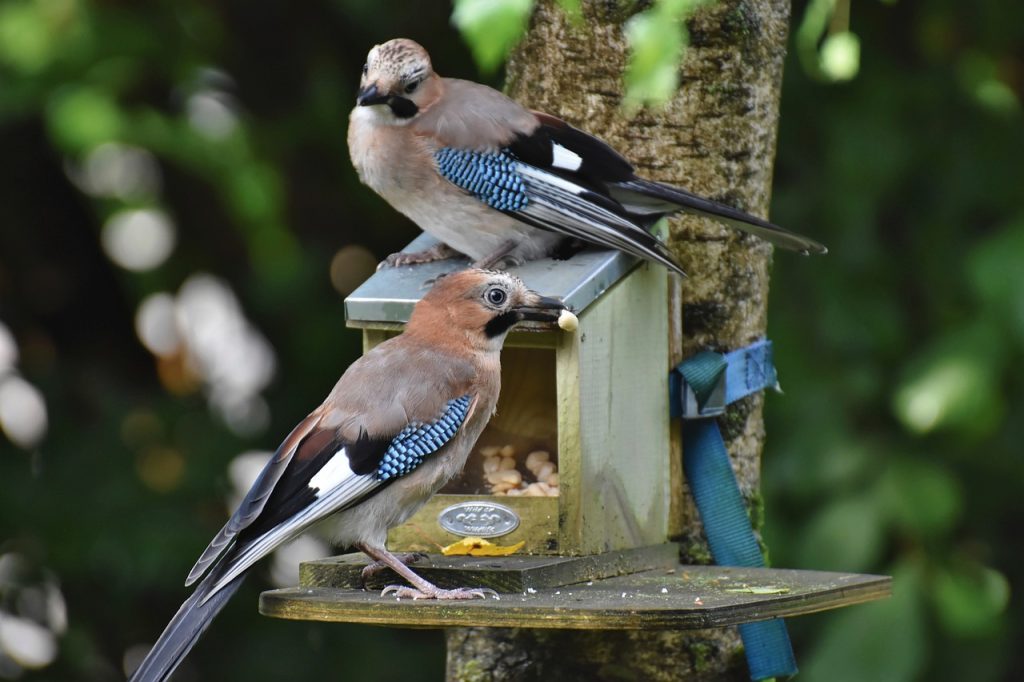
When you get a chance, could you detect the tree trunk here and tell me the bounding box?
[445,0,790,679]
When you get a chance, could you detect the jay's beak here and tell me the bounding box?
[356,83,389,107]
[515,294,578,331]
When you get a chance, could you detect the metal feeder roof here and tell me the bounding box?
[344,234,639,326]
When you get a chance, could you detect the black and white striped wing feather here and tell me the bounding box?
[434,110,825,269]
[434,141,686,275]
[512,165,682,271]
[189,394,475,601]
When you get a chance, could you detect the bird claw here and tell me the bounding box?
[379,244,460,269]
[380,252,425,268]
[470,254,523,271]
[380,584,498,601]
[419,273,450,289]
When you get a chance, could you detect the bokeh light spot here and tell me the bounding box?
[894,356,992,434]
[71,143,162,200]
[135,293,181,357]
[820,31,860,82]
[0,616,56,670]
[330,245,378,296]
[0,322,18,373]
[186,92,238,140]
[0,376,48,448]
[155,353,202,396]
[46,86,121,152]
[135,447,186,493]
[0,2,54,74]
[120,410,164,450]
[101,208,176,272]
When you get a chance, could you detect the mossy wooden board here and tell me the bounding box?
[260,564,891,630]
[301,545,679,593]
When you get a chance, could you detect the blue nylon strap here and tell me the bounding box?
[682,420,797,679]
[676,339,796,680]
[723,340,778,406]
[670,339,777,418]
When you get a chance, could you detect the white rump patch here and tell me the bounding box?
[551,143,583,171]
[309,448,355,494]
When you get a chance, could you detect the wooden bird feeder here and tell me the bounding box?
[342,234,670,561]
[260,236,890,631]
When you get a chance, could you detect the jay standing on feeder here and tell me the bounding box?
[129,270,576,682]
[348,38,826,277]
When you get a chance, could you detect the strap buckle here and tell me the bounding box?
[670,339,778,419]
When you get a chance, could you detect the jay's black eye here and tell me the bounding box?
[405,80,420,94]
[485,287,507,306]
[362,63,368,75]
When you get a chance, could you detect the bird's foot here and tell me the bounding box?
[379,243,461,269]
[381,584,498,600]
[360,552,428,587]
[477,254,524,270]
[417,272,451,289]
[470,240,522,271]
[470,255,524,271]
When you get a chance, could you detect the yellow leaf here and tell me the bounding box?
[441,537,526,557]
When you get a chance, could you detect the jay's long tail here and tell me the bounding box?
[128,571,246,682]
[611,179,829,256]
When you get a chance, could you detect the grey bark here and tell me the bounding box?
[445,0,790,679]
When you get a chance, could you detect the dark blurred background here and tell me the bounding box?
[0,1,1020,680]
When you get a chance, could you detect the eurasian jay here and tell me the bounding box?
[348,39,826,278]
[128,269,573,682]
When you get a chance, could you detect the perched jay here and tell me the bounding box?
[129,269,572,682]
[348,39,826,277]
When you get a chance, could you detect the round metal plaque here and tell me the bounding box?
[438,501,520,538]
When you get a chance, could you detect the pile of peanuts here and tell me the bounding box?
[481,445,559,497]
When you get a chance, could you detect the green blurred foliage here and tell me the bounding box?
[452,0,581,73]
[623,0,714,110]
[0,0,1022,681]
[461,0,1024,679]
[0,1,471,679]
[452,0,534,73]
[765,1,1024,679]
[454,0,706,107]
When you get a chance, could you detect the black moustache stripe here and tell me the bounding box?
[388,96,418,118]
[485,311,521,338]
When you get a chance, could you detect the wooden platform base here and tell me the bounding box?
[260,552,891,630]
[300,544,679,594]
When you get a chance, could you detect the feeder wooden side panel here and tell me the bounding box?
[361,329,392,354]
[559,263,671,555]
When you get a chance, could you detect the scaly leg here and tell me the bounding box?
[358,544,496,600]
[360,552,427,587]
[380,242,461,269]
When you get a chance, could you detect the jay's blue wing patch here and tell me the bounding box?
[377,394,472,480]
[435,148,528,212]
